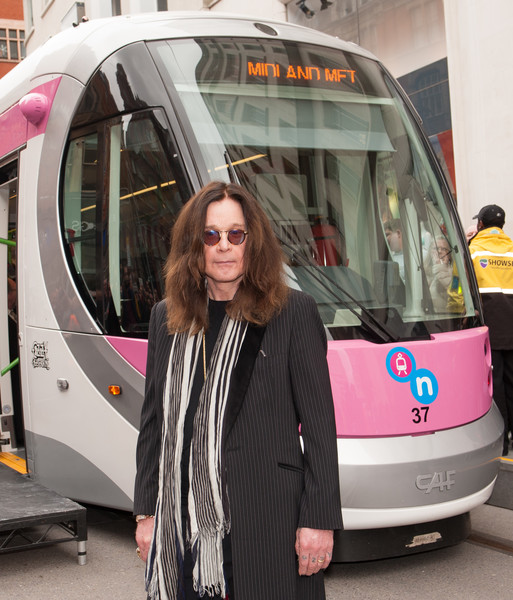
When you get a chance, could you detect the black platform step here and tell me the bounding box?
[0,463,87,563]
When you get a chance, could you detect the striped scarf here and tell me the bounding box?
[146,316,248,599]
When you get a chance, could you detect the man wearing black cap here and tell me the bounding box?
[470,204,513,454]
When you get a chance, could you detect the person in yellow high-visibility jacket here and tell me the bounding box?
[470,204,513,455]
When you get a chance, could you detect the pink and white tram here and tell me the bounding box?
[0,12,503,560]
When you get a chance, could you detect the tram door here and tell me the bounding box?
[0,160,22,452]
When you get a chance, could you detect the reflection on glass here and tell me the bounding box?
[63,110,190,335]
[153,37,475,341]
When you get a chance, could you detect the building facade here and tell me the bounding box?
[22,0,287,52]
[0,0,25,78]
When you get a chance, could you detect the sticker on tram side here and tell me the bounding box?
[385,347,439,420]
[405,532,442,548]
[32,341,50,370]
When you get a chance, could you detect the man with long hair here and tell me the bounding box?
[134,181,342,599]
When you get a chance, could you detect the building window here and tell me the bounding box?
[157,0,168,10]
[0,29,25,61]
[25,0,34,30]
[398,58,451,137]
[112,0,121,16]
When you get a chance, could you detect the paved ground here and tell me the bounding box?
[326,503,513,599]
[1,502,513,599]
[1,505,146,599]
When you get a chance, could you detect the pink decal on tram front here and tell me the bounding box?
[106,336,148,376]
[328,327,492,438]
[106,327,492,438]
[0,78,61,158]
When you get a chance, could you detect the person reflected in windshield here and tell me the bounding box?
[424,236,453,312]
[424,235,465,314]
[311,217,346,267]
[384,219,404,281]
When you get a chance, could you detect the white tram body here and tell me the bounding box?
[0,13,503,560]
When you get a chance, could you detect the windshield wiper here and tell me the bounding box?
[220,152,397,342]
[279,237,399,343]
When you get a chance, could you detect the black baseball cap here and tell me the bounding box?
[473,204,506,226]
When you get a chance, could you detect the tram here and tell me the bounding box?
[0,12,503,560]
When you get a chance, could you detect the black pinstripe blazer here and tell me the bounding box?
[134,289,342,600]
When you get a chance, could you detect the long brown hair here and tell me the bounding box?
[165,181,289,333]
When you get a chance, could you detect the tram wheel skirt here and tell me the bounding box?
[332,512,471,562]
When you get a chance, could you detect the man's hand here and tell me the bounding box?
[295,527,334,576]
[135,516,155,562]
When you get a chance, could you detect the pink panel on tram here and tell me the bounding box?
[107,327,492,439]
[328,327,492,438]
[106,336,148,376]
[0,78,61,157]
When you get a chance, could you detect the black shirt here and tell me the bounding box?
[181,300,228,504]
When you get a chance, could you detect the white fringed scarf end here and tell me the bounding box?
[145,317,247,599]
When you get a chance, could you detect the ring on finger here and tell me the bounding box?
[136,547,141,558]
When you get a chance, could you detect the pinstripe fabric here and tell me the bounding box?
[135,290,343,600]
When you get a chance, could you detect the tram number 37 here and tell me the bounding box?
[412,406,429,423]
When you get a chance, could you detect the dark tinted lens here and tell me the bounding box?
[227,229,246,245]
[204,230,221,246]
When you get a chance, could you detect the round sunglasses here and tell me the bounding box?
[203,229,248,246]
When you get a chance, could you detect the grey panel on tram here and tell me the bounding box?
[37,76,99,335]
[63,332,145,429]
[25,430,133,510]
[339,405,503,509]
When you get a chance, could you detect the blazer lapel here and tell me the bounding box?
[222,322,266,445]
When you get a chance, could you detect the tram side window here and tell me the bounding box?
[63,110,191,336]
[63,134,98,303]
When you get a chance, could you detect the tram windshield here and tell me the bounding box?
[152,37,477,341]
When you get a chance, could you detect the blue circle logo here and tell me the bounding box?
[386,348,438,405]
[386,347,416,382]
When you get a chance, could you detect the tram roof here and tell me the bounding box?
[0,11,376,113]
